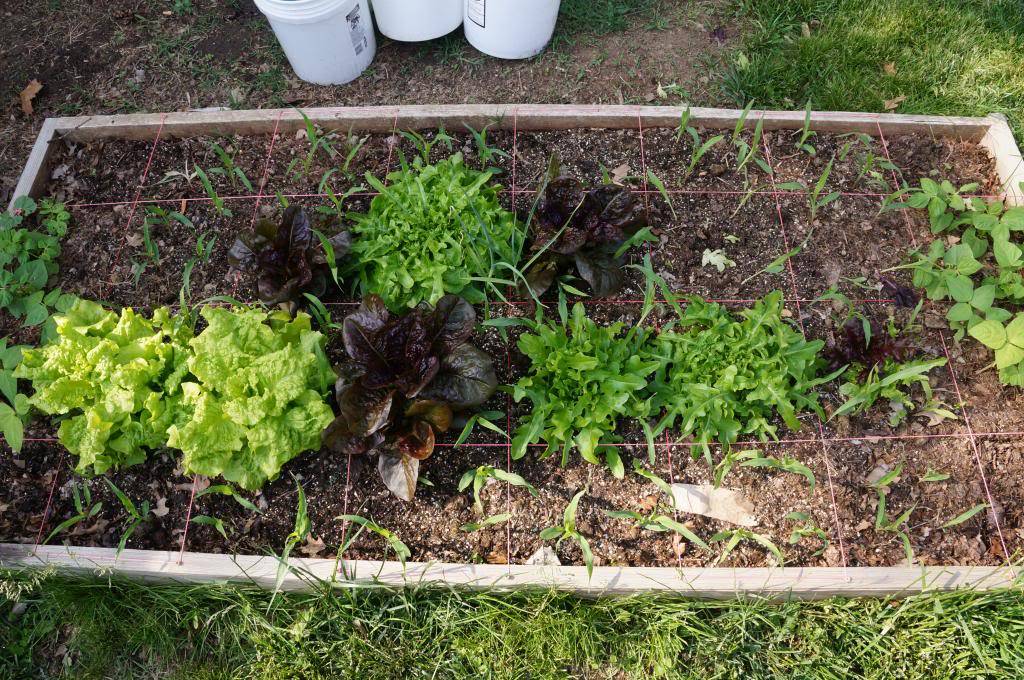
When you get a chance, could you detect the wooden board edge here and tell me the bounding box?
[980,114,1024,206]
[42,105,996,142]
[2,544,1018,599]
[8,119,58,211]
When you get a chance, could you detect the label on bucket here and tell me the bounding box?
[347,5,369,56]
[467,0,486,28]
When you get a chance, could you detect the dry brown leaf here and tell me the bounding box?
[173,476,210,493]
[883,95,906,110]
[883,62,897,76]
[486,547,508,565]
[800,22,811,38]
[152,496,170,518]
[300,534,326,557]
[611,163,630,184]
[19,80,42,115]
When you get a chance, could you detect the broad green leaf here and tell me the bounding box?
[969,319,1007,350]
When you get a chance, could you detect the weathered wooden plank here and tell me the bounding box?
[980,113,1024,206]
[1,544,1017,599]
[8,119,58,212]
[43,105,996,142]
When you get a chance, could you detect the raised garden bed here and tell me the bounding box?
[2,105,1023,598]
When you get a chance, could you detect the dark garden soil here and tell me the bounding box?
[3,124,1021,572]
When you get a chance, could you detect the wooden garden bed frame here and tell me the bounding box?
[2,105,1023,599]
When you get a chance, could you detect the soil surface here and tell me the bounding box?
[3,123,1019,572]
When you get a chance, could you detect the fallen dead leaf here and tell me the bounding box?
[19,80,42,115]
[300,534,326,557]
[486,547,509,565]
[800,22,811,38]
[173,476,210,494]
[611,163,630,184]
[671,484,758,526]
[525,546,560,566]
[883,95,906,110]
[883,62,897,76]
[152,496,170,518]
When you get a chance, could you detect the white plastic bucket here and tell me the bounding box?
[372,0,463,42]
[253,0,376,85]
[464,0,561,59]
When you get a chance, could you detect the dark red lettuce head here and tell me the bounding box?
[228,206,351,305]
[323,294,498,501]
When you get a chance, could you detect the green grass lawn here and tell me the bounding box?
[3,571,1024,679]
[722,0,1024,138]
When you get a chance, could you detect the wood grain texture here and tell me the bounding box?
[2,544,1017,599]
[8,119,58,211]
[980,114,1024,206]
[40,105,996,141]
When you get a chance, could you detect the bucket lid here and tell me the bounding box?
[253,0,361,23]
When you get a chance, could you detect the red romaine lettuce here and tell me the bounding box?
[521,161,648,299]
[228,206,351,306]
[323,294,497,500]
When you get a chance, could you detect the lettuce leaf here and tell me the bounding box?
[15,299,191,474]
[167,307,335,490]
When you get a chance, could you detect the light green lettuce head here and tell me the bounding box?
[166,306,335,490]
[14,299,191,474]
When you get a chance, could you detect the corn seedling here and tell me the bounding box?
[920,468,950,483]
[604,461,711,551]
[732,102,773,176]
[338,514,411,564]
[104,479,152,555]
[195,166,231,217]
[647,169,676,220]
[785,511,829,556]
[130,219,161,286]
[302,293,339,331]
[192,515,228,540]
[794,102,817,155]
[44,482,102,545]
[287,109,340,180]
[871,464,915,562]
[458,465,538,517]
[539,489,594,578]
[271,477,310,605]
[777,158,841,223]
[677,106,725,179]
[196,484,262,514]
[465,122,510,166]
[460,513,513,533]
[740,247,800,286]
[941,503,988,529]
[710,528,783,565]
[453,410,508,446]
[209,141,253,192]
